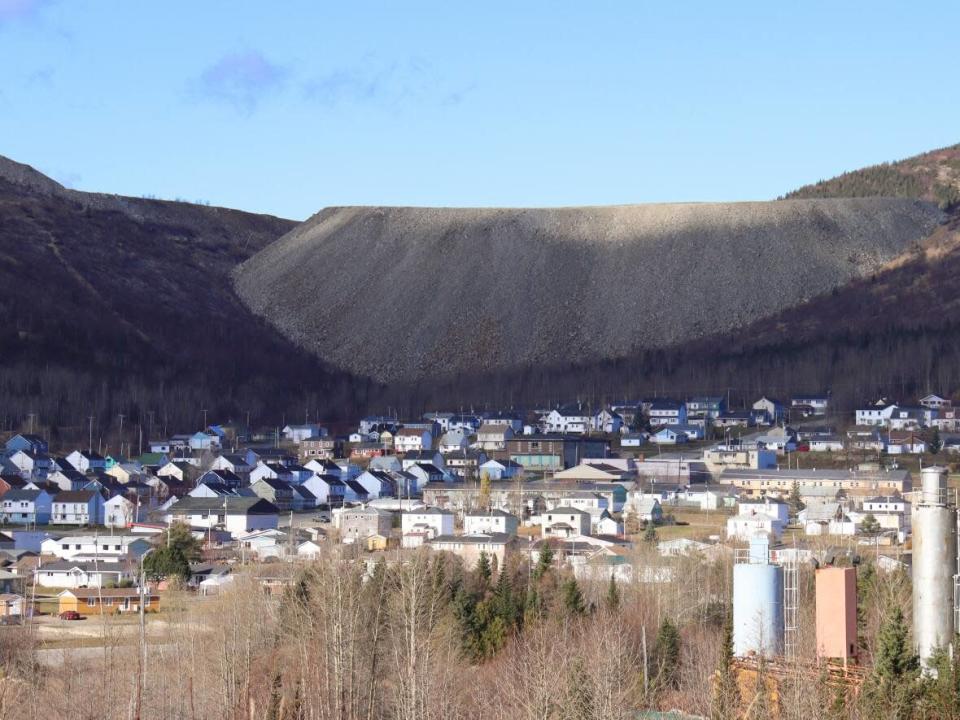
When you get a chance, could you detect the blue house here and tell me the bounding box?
[5,434,48,455]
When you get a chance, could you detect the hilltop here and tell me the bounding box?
[235,199,942,385]
[785,143,960,210]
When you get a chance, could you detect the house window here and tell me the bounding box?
[87,598,96,607]
[104,598,113,606]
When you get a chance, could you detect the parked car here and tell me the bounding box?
[59,610,82,621]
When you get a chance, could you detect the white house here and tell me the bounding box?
[394,428,432,453]
[104,496,138,528]
[592,409,623,434]
[282,424,325,443]
[463,510,519,536]
[650,427,688,445]
[36,561,133,589]
[428,533,513,568]
[855,404,898,427]
[479,458,523,481]
[541,404,592,434]
[400,508,454,539]
[165,496,279,538]
[40,534,151,563]
[476,424,514,451]
[648,401,687,427]
[920,394,951,410]
[51,491,105,526]
[65,450,106,475]
[438,430,469,454]
[541,507,592,538]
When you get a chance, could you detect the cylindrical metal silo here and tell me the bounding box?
[912,466,957,667]
[733,536,785,658]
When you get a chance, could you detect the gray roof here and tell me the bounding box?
[168,496,278,515]
[430,532,513,545]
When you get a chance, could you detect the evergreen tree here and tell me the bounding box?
[711,612,740,720]
[860,513,881,536]
[562,577,586,616]
[534,544,554,580]
[605,573,620,611]
[492,566,520,629]
[655,618,681,690]
[787,481,805,515]
[162,521,202,561]
[930,427,943,455]
[476,551,492,588]
[874,607,917,680]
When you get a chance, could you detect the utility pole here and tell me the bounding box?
[201,408,208,430]
[88,416,95,454]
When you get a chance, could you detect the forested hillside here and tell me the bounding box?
[0,157,374,446]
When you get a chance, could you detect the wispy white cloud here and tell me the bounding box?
[191,50,288,115]
[302,56,473,108]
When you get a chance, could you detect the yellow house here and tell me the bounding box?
[57,588,160,616]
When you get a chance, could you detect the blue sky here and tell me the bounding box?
[1,1,958,219]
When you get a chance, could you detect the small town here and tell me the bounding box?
[5,3,960,718]
[0,392,955,717]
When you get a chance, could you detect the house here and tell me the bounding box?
[0,489,53,525]
[553,462,632,483]
[57,588,158,615]
[282,424,325,443]
[104,495,145,528]
[210,454,253,481]
[443,450,488,480]
[790,395,830,417]
[250,478,295,512]
[300,436,337,460]
[65,450,106,475]
[428,533,514,568]
[237,528,294,560]
[463,509,519,536]
[40,534,151,562]
[479,458,523,481]
[405,463,445,491]
[703,447,777,474]
[920,394,951,410]
[592,409,623,434]
[886,432,927,455]
[648,401,687,427]
[438,430,469,454]
[507,435,609,472]
[334,506,393,544]
[353,470,395,499]
[400,451,445,471]
[541,507,592,538]
[541,403,593,434]
[165,497,279,537]
[0,594,24,619]
[301,474,345,506]
[189,432,220,451]
[808,436,845,453]
[481,411,524,434]
[686,397,726,421]
[395,428,433,454]
[620,432,647,448]
[651,427,688,445]
[400,508,454,547]
[623,495,663,523]
[856,404,898,427]
[713,411,755,429]
[5,434,48,455]
[51,491,105,526]
[476,424,514,451]
[37,561,134,588]
[7,450,52,481]
[752,397,785,425]
[343,480,370,504]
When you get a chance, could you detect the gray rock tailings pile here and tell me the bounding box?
[234,199,943,383]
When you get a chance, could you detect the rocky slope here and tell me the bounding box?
[235,199,943,384]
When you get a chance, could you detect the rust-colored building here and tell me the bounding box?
[815,566,857,663]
